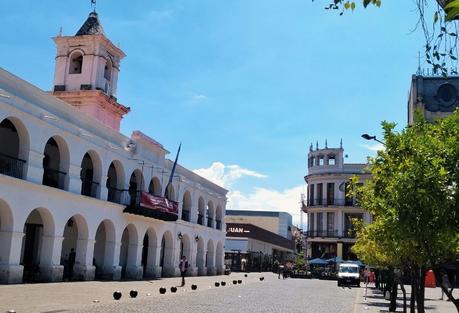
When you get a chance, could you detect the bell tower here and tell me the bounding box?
[52,10,130,131]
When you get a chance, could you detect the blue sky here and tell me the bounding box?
[1,0,425,225]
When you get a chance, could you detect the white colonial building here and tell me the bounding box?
[303,141,371,260]
[0,11,227,284]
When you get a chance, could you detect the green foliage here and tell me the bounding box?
[295,252,306,268]
[314,0,459,76]
[352,109,459,269]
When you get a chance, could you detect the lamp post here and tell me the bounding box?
[361,134,385,146]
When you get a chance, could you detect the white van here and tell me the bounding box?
[337,263,360,287]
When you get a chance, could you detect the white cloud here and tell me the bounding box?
[361,143,385,152]
[191,94,208,102]
[193,162,267,188]
[193,162,306,227]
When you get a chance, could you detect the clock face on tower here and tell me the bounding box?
[437,83,457,110]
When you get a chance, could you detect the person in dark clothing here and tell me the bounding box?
[179,255,189,287]
[68,248,76,280]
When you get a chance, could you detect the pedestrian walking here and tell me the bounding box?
[179,255,189,287]
[440,270,452,300]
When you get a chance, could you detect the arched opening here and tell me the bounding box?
[0,118,27,179]
[206,201,215,228]
[215,205,223,230]
[80,152,100,198]
[93,220,116,279]
[42,137,68,190]
[165,184,175,201]
[198,197,205,226]
[196,237,205,270]
[60,215,89,281]
[206,240,215,275]
[142,228,158,278]
[160,231,174,277]
[119,224,139,280]
[107,161,124,203]
[148,177,162,196]
[128,170,143,206]
[69,51,83,74]
[21,208,55,282]
[104,58,112,81]
[181,191,192,222]
[180,234,191,264]
[216,242,224,274]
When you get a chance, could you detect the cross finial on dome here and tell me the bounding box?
[91,0,97,12]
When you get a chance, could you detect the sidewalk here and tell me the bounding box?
[354,284,459,313]
[0,272,263,313]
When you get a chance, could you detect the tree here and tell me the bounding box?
[314,0,459,75]
[351,109,459,312]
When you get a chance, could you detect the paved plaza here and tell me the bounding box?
[1,272,457,313]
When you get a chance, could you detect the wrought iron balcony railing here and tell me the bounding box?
[107,187,125,204]
[197,214,204,225]
[81,179,100,198]
[303,229,356,239]
[0,153,25,179]
[181,209,190,222]
[305,198,357,208]
[42,167,66,190]
[207,217,213,228]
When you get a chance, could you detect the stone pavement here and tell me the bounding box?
[353,284,459,313]
[0,272,358,313]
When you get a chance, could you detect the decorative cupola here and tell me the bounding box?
[52,11,130,131]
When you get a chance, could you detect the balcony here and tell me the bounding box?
[81,179,100,198]
[197,214,204,225]
[304,229,356,239]
[181,209,190,222]
[42,167,66,190]
[305,198,356,208]
[215,219,222,230]
[0,153,25,179]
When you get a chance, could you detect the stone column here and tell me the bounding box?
[0,231,24,284]
[125,243,143,280]
[26,149,44,184]
[337,210,343,237]
[73,239,96,281]
[102,240,121,280]
[39,235,64,282]
[68,163,82,195]
[100,175,109,201]
[197,249,206,276]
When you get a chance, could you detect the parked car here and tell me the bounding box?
[337,263,360,287]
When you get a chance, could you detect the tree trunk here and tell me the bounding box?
[389,268,398,312]
[400,282,407,313]
[415,267,426,313]
[410,268,417,313]
[432,268,459,313]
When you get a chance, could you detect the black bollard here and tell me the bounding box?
[237,280,242,284]
[171,286,177,293]
[221,281,226,286]
[215,282,220,287]
[113,291,122,300]
[244,274,248,277]
[191,284,198,290]
[259,277,264,281]
[233,280,237,285]
[159,287,167,294]
[129,290,138,298]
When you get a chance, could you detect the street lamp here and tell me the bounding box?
[361,133,385,145]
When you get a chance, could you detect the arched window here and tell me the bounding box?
[104,59,112,81]
[69,51,83,74]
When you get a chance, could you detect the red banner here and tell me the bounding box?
[140,192,178,215]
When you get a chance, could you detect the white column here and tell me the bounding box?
[73,238,95,281]
[26,149,44,184]
[0,231,24,284]
[39,235,64,282]
[125,243,143,280]
[100,175,108,201]
[197,249,206,276]
[102,240,121,280]
[68,163,82,194]
[337,210,343,236]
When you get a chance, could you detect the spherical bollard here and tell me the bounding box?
[159,287,167,294]
[232,280,238,285]
[171,286,177,293]
[237,279,242,284]
[221,281,226,286]
[259,277,264,281]
[129,290,138,298]
[215,282,220,287]
[191,284,197,290]
[113,291,122,300]
[244,274,248,277]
